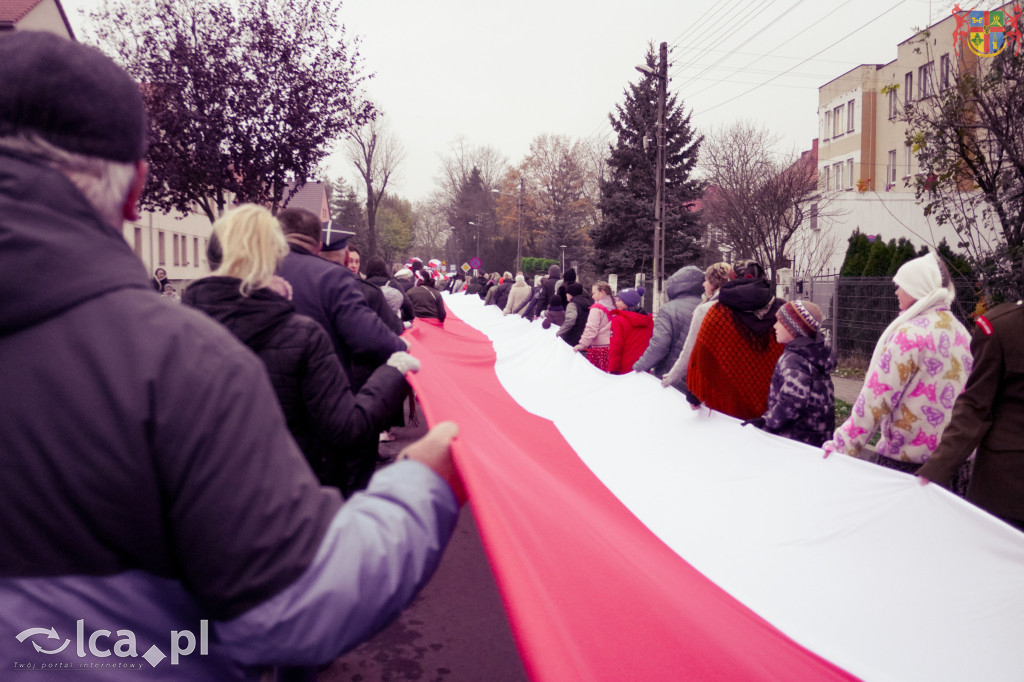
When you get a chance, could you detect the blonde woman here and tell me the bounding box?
[574,281,616,372]
[183,204,418,495]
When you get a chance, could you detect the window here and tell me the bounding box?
[888,88,899,119]
[905,72,913,103]
[887,150,897,187]
[847,100,855,132]
[919,62,934,99]
[823,110,831,141]
[194,237,199,267]
[940,54,951,90]
[823,165,830,190]
[846,158,854,189]
[832,162,843,191]
[158,231,166,266]
[833,104,844,137]
[810,203,819,231]
[133,227,142,258]
[173,234,180,267]
[904,142,913,177]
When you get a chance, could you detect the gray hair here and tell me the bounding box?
[0,133,136,227]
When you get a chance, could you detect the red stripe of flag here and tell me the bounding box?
[403,311,859,681]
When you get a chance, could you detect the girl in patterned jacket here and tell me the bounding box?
[746,300,836,446]
[823,253,973,473]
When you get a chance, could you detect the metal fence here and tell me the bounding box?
[797,274,981,367]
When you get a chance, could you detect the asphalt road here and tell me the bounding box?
[318,404,529,682]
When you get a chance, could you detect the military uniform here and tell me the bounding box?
[918,300,1024,529]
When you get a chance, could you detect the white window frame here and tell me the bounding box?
[887,150,897,188]
[919,62,934,99]
[832,104,844,138]
[832,161,843,191]
[823,165,830,191]
[905,72,914,103]
[824,110,832,141]
[940,54,951,91]
[904,142,913,178]
[846,158,854,190]
[847,100,855,132]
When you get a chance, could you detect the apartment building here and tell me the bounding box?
[812,8,998,271]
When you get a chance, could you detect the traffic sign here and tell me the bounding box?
[468,257,482,269]
[461,263,471,273]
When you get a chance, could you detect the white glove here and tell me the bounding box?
[386,351,421,375]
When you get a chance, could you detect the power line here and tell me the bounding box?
[672,0,813,89]
[694,0,911,115]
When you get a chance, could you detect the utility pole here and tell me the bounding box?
[517,177,524,273]
[652,41,668,315]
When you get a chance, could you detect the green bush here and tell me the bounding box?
[521,257,558,277]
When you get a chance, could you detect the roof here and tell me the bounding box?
[280,181,330,222]
[0,0,42,23]
[0,0,75,39]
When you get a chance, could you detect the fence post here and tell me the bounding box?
[831,274,839,348]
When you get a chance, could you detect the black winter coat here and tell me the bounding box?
[184,277,406,486]
[366,273,414,322]
[407,284,447,322]
[562,293,593,346]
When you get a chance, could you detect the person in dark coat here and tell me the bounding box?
[365,255,413,323]
[407,275,447,322]
[317,237,403,337]
[0,31,462,681]
[541,294,566,330]
[492,273,514,310]
[633,265,704,378]
[537,264,561,315]
[275,208,407,385]
[465,274,488,298]
[151,267,169,292]
[184,205,413,494]
[918,300,1024,532]
[558,282,593,347]
[744,300,836,447]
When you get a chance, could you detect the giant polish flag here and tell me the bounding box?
[402,293,1024,682]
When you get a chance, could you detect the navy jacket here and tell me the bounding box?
[277,245,406,380]
[0,152,457,679]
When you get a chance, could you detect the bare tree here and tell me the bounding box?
[899,33,1024,293]
[412,194,454,262]
[434,136,508,206]
[347,115,406,257]
[701,121,838,283]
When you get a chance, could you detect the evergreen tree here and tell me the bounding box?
[935,238,973,278]
[447,167,492,267]
[839,229,872,276]
[888,237,918,276]
[325,176,366,245]
[592,44,703,279]
[862,238,895,276]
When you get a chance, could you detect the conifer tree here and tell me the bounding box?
[592,45,703,278]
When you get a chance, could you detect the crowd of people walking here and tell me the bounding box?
[453,253,1024,533]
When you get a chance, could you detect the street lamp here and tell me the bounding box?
[467,220,480,274]
[559,244,567,274]
[636,42,668,315]
[491,178,524,273]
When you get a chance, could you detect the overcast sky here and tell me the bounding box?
[64,0,967,202]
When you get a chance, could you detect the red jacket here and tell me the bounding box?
[608,310,654,374]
